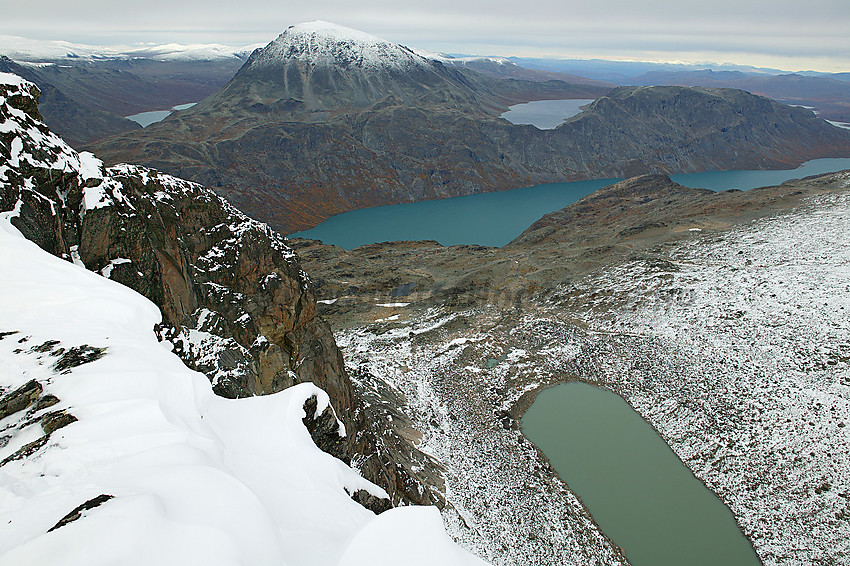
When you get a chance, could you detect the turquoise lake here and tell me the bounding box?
[291,157,850,249]
[523,383,762,566]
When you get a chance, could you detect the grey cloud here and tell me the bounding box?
[2,0,848,71]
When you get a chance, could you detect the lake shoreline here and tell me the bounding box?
[516,377,764,566]
[291,158,850,249]
[300,171,850,566]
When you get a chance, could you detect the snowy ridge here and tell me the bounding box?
[254,21,430,70]
[0,35,121,61]
[411,49,514,67]
[0,71,488,564]
[0,72,130,217]
[0,71,303,395]
[0,221,486,566]
[0,35,256,63]
[122,42,259,62]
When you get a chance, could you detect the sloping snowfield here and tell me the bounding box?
[0,130,486,566]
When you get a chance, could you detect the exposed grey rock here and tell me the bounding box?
[48,495,114,532]
[0,380,42,421]
[0,433,50,466]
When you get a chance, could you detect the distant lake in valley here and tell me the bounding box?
[523,383,762,566]
[126,102,197,127]
[500,99,595,129]
[290,157,850,249]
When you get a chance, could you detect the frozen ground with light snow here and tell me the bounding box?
[0,204,486,565]
[336,191,850,566]
[558,192,850,565]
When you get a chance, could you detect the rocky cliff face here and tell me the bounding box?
[0,72,441,510]
[89,24,850,234]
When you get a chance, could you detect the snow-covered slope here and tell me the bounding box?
[123,43,260,62]
[0,72,488,565]
[0,218,486,566]
[252,20,430,70]
[0,70,447,510]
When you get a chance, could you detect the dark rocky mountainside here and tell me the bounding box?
[90,23,850,234]
[81,23,594,232]
[0,54,245,146]
[0,56,142,147]
[0,74,442,510]
[629,69,850,122]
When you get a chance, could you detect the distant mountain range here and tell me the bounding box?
[0,53,246,146]
[419,52,614,87]
[510,58,850,121]
[0,35,261,146]
[0,34,260,62]
[0,56,142,146]
[88,21,850,233]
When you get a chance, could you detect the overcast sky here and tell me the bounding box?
[2,0,849,72]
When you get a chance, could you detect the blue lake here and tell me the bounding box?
[291,158,850,249]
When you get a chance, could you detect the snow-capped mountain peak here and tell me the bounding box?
[252,21,429,70]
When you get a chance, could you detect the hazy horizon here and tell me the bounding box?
[2,1,849,73]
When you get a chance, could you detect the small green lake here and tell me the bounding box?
[522,382,762,566]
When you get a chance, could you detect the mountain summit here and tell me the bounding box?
[252,20,429,70]
[219,20,495,116]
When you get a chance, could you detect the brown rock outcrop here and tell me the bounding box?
[0,75,441,510]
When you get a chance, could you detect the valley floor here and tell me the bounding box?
[331,187,850,565]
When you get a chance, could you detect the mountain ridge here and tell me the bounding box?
[0,71,443,510]
[88,22,850,234]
